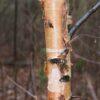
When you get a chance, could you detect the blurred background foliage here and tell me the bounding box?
[0,0,100,100]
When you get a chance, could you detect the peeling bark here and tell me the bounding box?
[41,0,72,99]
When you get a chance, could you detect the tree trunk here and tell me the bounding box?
[42,0,72,99]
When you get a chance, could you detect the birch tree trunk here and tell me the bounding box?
[42,0,72,99]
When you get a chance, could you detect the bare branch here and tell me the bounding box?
[77,34,100,39]
[69,33,100,56]
[69,33,100,45]
[84,73,98,100]
[7,76,37,100]
[78,38,100,56]
[73,51,100,65]
[69,1,100,38]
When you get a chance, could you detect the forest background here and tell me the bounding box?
[0,0,100,100]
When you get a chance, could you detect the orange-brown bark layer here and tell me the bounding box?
[44,0,65,57]
[43,0,71,100]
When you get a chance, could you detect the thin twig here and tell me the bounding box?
[70,33,100,44]
[69,1,100,38]
[7,76,37,100]
[0,66,5,100]
[14,0,18,99]
[73,51,100,65]
[69,33,100,56]
[24,54,35,100]
[78,38,100,56]
[71,34,100,43]
[78,34,100,39]
[84,73,98,100]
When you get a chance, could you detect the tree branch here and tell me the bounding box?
[84,73,98,100]
[7,76,37,100]
[69,1,100,38]
[73,51,100,65]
